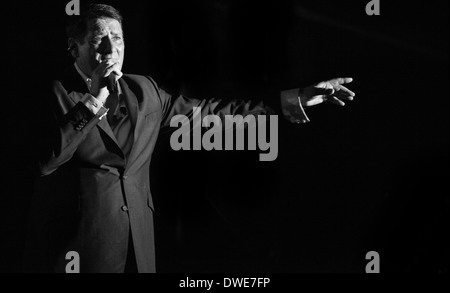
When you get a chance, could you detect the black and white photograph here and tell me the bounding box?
[1,0,448,278]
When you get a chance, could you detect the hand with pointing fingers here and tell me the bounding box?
[280,77,356,124]
[299,77,355,107]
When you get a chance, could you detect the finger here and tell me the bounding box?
[340,77,353,84]
[305,96,326,107]
[328,96,345,106]
[100,59,115,67]
[93,61,116,76]
[330,77,353,85]
[336,85,355,97]
[335,91,354,101]
[101,61,119,74]
[111,64,122,76]
[313,87,334,96]
[104,65,119,77]
[105,61,118,69]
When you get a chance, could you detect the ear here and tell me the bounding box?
[67,38,79,58]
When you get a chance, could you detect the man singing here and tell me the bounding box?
[24,3,355,273]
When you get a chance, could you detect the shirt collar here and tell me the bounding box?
[74,62,93,91]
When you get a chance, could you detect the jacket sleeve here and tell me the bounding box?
[38,80,108,176]
[149,78,282,130]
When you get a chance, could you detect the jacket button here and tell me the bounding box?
[122,175,128,180]
[121,205,128,212]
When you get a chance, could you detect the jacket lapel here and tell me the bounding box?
[96,116,125,159]
[119,78,138,129]
[93,76,141,162]
[118,77,139,166]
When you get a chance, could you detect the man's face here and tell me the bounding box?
[75,17,125,77]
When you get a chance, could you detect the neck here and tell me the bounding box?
[74,61,91,78]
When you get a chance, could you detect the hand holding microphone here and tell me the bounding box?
[90,59,122,103]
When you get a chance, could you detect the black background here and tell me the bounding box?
[1,0,448,273]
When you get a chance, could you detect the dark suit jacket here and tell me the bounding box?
[23,66,276,273]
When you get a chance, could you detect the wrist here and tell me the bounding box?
[280,88,310,124]
[92,87,109,103]
[82,94,106,115]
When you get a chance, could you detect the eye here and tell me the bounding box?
[90,38,102,45]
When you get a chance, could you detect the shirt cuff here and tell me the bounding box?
[280,88,310,124]
[82,94,108,120]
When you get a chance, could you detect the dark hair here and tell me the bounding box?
[66,3,123,43]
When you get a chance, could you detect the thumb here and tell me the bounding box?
[313,87,334,96]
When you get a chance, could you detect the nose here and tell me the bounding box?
[99,36,114,56]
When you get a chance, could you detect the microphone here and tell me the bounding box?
[107,73,118,94]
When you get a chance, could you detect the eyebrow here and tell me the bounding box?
[90,32,123,40]
[91,29,122,36]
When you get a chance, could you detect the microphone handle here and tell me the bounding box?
[107,73,117,93]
